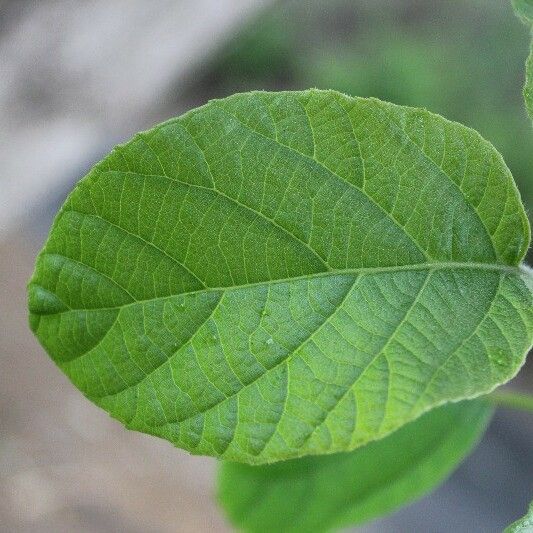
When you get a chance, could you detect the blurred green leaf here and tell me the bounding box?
[218,400,493,532]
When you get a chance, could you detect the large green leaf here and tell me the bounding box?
[28,90,533,464]
[505,500,533,532]
[218,400,492,532]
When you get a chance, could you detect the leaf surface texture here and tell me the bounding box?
[28,90,533,463]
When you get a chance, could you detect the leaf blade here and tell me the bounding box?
[28,90,533,463]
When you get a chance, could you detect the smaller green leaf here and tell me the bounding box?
[505,500,533,533]
[218,400,492,533]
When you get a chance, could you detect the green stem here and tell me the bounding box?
[489,391,533,413]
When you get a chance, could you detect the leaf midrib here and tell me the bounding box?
[30,260,522,316]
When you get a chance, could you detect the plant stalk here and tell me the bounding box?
[489,391,533,413]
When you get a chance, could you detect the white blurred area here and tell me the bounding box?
[0,0,271,241]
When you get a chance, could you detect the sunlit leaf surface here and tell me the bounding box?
[29,90,533,463]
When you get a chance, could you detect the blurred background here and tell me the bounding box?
[1,0,532,531]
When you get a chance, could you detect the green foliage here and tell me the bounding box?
[505,500,533,532]
[26,1,533,530]
[28,90,533,465]
[218,400,492,532]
